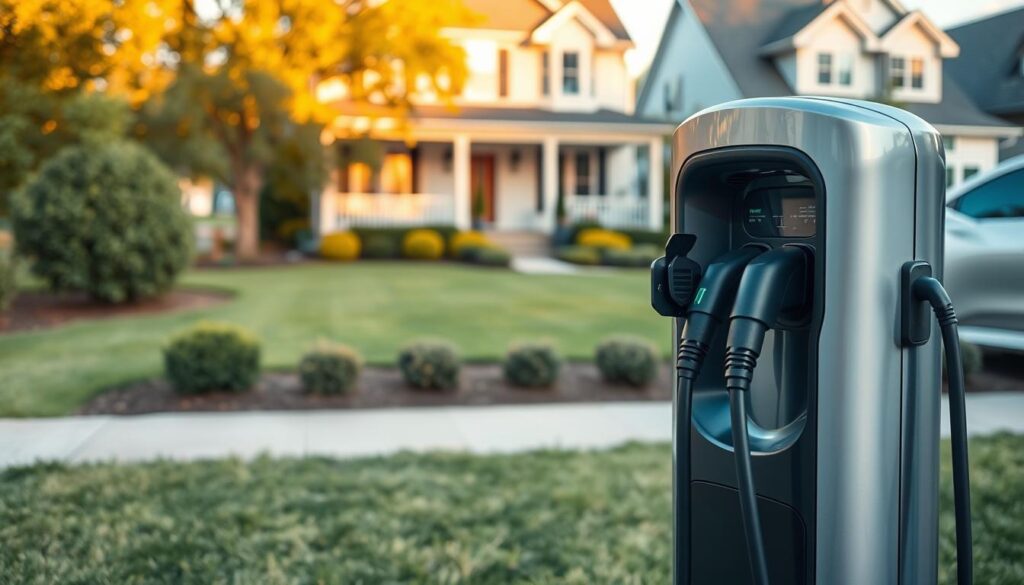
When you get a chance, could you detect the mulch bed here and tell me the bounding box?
[78,355,1024,416]
[0,289,231,334]
[78,362,675,415]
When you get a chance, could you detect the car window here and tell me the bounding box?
[953,169,1024,219]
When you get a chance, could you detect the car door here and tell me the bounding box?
[947,168,1024,329]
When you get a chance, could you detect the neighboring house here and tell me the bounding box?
[314,0,672,236]
[638,0,1022,188]
[946,7,1024,161]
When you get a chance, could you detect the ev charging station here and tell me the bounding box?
[651,97,973,585]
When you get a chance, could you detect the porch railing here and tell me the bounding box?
[565,196,650,229]
[325,193,456,230]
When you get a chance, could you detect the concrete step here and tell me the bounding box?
[486,231,551,258]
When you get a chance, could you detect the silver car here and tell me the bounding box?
[945,155,1024,351]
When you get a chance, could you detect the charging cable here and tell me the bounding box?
[914,275,973,585]
[722,246,811,585]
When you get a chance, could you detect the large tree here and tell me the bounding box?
[2,0,471,259]
[138,0,471,259]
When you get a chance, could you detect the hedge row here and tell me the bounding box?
[162,323,662,395]
[557,226,664,268]
[320,228,511,267]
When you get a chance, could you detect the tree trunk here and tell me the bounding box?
[233,163,264,261]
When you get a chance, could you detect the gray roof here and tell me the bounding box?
[640,0,1014,130]
[947,7,1024,115]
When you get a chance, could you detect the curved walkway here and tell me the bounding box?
[1,394,1023,468]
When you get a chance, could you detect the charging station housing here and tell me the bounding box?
[669,97,946,585]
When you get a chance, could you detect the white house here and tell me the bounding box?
[638,0,1023,188]
[315,0,673,236]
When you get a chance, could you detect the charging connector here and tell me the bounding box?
[903,261,973,585]
[721,245,812,585]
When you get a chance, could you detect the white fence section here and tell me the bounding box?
[565,196,650,229]
[325,193,456,231]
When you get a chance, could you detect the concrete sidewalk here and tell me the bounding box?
[2,394,1023,468]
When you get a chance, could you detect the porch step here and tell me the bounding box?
[486,231,552,258]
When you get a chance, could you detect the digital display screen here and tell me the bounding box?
[743,187,817,238]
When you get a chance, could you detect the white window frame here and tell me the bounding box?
[562,51,580,96]
[910,57,925,90]
[837,53,854,87]
[817,52,833,85]
[890,56,906,89]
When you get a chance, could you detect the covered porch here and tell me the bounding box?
[314,130,666,235]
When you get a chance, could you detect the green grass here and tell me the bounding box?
[0,263,664,417]
[1,436,1022,584]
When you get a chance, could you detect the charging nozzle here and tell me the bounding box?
[676,245,767,381]
[724,246,812,392]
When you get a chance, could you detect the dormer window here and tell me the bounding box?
[837,54,854,86]
[817,53,833,85]
[563,52,580,95]
[890,56,925,91]
[910,58,924,89]
[890,57,905,89]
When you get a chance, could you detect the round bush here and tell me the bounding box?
[503,342,562,388]
[164,322,261,394]
[361,234,400,259]
[595,336,660,388]
[12,142,192,303]
[402,229,445,260]
[557,245,602,265]
[449,230,491,257]
[320,231,361,261]
[299,341,363,395]
[398,340,461,390]
[576,228,631,251]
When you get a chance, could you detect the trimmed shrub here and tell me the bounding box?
[398,340,461,391]
[299,341,362,395]
[473,247,512,268]
[595,336,660,388]
[402,229,445,260]
[618,228,669,248]
[576,228,631,251]
[0,254,15,312]
[557,245,602,265]
[603,244,663,268]
[503,342,562,389]
[12,141,192,303]
[353,225,459,255]
[320,231,361,261]
[164,322,261,394]
[360,233,401,259]
[559,220,603,247]
[455,244,512,268]
[449,230,491,257]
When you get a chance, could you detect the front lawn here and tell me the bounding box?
[1,436,1022,584]
[0,263,663,417]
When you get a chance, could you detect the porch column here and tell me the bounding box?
[541,136,559,232]
[453,134,472,230]
[647,137,664,231]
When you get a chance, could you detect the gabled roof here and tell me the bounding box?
[947,7,1024,115]
[879,11,959,58]
[760,1,879,56]
[639,0,1013,131]
[458,0,631,42]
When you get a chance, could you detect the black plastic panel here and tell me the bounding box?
[690,481,807,585]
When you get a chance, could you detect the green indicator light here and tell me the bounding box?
[694,287,707,305]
